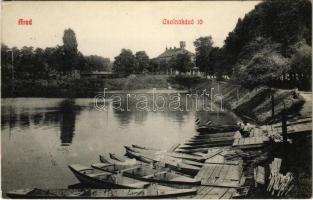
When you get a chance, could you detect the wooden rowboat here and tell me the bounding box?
[132,144,159,150]
[125,149,200,176]
[68,164,150,189]
[110,153,127,162]
[178,140,234,149]
[91,162,200,185]
[125,146,204,167]
[6,187,197,199]
[100,155,141,166]
[191,132,235,140]
[131,145,205,162]
[175,148,210,154]
[196,125,239,133]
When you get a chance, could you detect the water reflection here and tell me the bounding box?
[19,113,30,127]
[2,97,240,195]
[32,113,43,125]
[1,99,81,146]
[1,107,18,129]
[1,96,236,146]
[110,93,195,127]
[59,100,79,145]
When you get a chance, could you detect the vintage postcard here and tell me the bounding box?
[1,0,312,199]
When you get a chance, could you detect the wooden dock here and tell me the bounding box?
[232,125,270,149]
[261,117,312,137]
[166,117,310,198]
[192,186,237,199]
[232,136,269,149]
[181,148,245,199]
[233,117,311,148]
[195,163,244,187]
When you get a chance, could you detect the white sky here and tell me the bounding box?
[2,1,260,60]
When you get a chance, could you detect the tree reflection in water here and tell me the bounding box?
[58,99,80,146]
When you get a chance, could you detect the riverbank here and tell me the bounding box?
[3,75,307,124]
[2,75,170,98]
[169,76,306,124]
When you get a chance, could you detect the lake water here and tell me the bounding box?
[1,96,238,195]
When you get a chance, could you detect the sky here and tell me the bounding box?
[2,1,260,60]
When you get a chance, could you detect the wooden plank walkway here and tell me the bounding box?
[232,136,268,149]
[195,161,243,188]
[262,118,312,136]
[171,130,249,198]
[232,117,311,148]
[193,186,237,199]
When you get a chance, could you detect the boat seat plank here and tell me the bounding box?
[89,172,111,177]
[120,165,142,172]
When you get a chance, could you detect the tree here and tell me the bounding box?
[1,44,12,82]
[149,59,159,73]
[208,47,223,79]
[63,28,78,55]
[62,28,81,72]
[85,55,111,72]
[290,41,312,89]
[172,53,193,74]
[18,46,36,78]
[194,36,214,75]
[113,49,136,74]
[135,51,150,73]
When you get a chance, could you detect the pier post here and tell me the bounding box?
[281,102,288,168]
[281,110,287,144]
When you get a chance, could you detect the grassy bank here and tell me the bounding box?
[2,75,170,98]
[169,76,305,124]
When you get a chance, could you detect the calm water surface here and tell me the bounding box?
[1,96,238,194]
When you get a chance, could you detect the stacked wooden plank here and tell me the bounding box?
[253,166,265,187]
[267,158,295,197]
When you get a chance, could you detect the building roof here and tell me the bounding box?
[156,48,195,59]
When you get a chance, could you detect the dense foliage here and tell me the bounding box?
[224,0,311,62]
[224,0,312,89]
[1,0,312,97]
[191,0,312,89]
[113,49,152,74]
[1,29,111,81]
[170,53,194,74]
[191,0,311,89]
[194,36,214,75]
[135,51,150,73]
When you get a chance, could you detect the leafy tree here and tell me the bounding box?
[1,44,13,82]
[172,53,193,74]
[62,28,81,71]
[85,55,111,72]
[149,59,159,73]
[290,41,312,89]
[63,28,78,55]
[135,51,150,73]
[224,0,311,64]
[113,49,136,74]
[194,36,214,75]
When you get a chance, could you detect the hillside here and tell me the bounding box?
[224,0,311,90]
